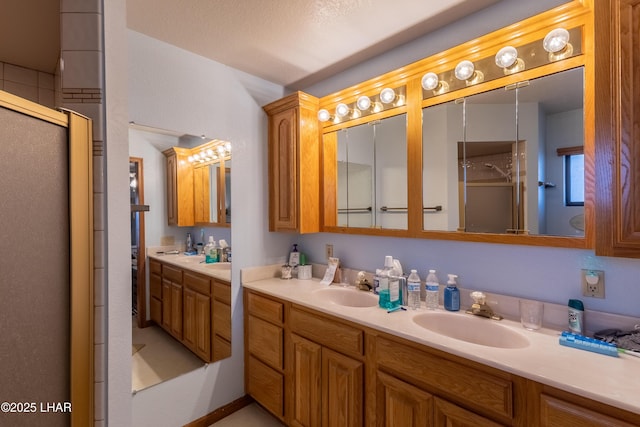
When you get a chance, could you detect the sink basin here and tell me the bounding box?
[313,287,378,308]
[202,262,231,270]
[412,312,529,349]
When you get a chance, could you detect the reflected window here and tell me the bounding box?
[564,153,584,206]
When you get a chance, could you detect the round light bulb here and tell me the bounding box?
[206,149,214,156]
[225,142,231,152]
[188,156,194,163]
[455,60,475,81]
[335,103,350,118]
[193,154,200,161]
[543,28,570,53]
[495,46,518,68]
[356,95,371,111]
[379,88,396,104]
[318,109,331,122]
[421,72,439,91]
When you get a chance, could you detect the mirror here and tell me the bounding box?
[335,113,408,230]
[192,140,231,226]
[422,67,584,236]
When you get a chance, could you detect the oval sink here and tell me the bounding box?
[313,287,378,308]
[412,312,529,349]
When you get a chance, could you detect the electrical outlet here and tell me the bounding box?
[581,269,605,298]
[326,244,333,260]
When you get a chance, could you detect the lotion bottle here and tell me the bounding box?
[568,299,584,334]
[443,274,460,311]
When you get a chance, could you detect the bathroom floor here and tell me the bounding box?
[131,316,204,391]
[209,403,284,427]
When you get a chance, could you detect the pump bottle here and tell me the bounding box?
[444,274,460,311]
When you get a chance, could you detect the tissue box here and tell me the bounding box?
[297,265,312,280]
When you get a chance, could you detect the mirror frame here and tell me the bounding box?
[319,0,594,249]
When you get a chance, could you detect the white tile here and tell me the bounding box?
[4,63,37,86]
[3,81,38,103]
[61,13,102,51]
[94,380,105,421]
[0,62,4,80]
[93,154,104,194]
[38,88,55,108]
[94,229,104,270]
[94,267,105,306]
[94,305,105,344]
[94,192,105,231]
[38,72,55,89]
[61,50,103,88]
[94,343,105,382]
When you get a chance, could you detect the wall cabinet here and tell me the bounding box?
[263,91,320,233]
[149,259,231,363]
[595,0,640,258]
[244,289,640,426]
[163,147,194,226]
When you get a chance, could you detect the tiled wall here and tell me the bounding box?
[60,1,106,426]
[0,62,57,108]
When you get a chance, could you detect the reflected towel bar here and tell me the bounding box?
[338,207,372,214]
[379,206,443,212]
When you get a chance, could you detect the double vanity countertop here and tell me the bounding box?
[242,271,640,416]
[148,252,231,282]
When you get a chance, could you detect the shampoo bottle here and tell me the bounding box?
[444,274,460,311]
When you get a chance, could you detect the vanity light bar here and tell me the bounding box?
[420,26,581,100]
[187,141,232,163]
[318,86,406,124]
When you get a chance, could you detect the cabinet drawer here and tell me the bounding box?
[213,300,231,342]
[150,259,162,275]
[163,265,182,283]
[247,315,283,369]
[247,292,284,325]
[376,336,513,420]
[184,271,211,295]
[247,355,284,419]
[213,280,231,304]
[150,273,162,299]
[290,306,364,357]
[213,335,231,361]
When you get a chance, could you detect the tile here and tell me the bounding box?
[4,63,37,86]
[0,62,4,80]
[62,102,104,141]
[94,343,105,382]
[38,88,55,108]
[94,192,105,231]
[94,420,105,427]
[61,12,102,51]
[94,229,104,270]
[94,305,105,344]
[61,50,103,89]
[61,0,101,13]
[94,380,105,421]
[3,81,38,103]
[38,72,55,89]
[210,403,284,427]
[93,154,104,194]
[94,267,105,306]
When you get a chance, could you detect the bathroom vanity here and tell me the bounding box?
[243,272,640,426]
[148,253,231,363]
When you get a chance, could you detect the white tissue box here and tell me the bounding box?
[297,265,312,280]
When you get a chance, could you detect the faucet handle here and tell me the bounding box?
[470,291,486,305]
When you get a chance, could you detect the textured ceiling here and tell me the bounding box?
[126,0,500,88]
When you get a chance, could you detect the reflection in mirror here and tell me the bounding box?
[422,67,584,236]
[337,113,407,229]
[224,160,231,223]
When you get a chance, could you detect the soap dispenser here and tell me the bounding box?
[204,236,218,263]
[444,274,460,311]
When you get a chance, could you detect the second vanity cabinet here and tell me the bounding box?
[244,288,640,426]
[149,257,231,363]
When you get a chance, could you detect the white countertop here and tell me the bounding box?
[148,253,231,282]
[242,275,640,415]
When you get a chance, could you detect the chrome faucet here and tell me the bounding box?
[355,271,373,291]
[466,291,503,320]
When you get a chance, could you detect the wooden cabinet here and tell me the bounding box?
[376,371,433,427]
[193,165,210,224]
[149,258,231,363]
[595,0,640,257]
[245,291,285,421]
[263,91,320,233]
[163,147,194,226]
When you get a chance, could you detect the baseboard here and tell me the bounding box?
[183,395,254,427]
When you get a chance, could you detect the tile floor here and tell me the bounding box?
[209,403,284,426]
[131,316,204,391]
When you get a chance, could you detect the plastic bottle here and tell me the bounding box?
[444,274,460,311]
[568,299,584,334]
[376,256,394,309]
[387,260,403,310]
[407,270,422,310]
[425,269,440,310]
[186,232,194,253]
[204,236,218,263]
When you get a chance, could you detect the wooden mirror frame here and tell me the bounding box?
[319,0,594,249]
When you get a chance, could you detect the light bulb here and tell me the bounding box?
[225,142,231,152]
[356,95,371,111]
[188,156,194,163]
[193,154,200,161]
[495,46,518,68]
[543,28,570,53]
[379,88,396,104]
[318,109,331,122]
[217,145,225,155]
[454,60,475,81]
[335,103,350,118]
[206,149,214,157]
[421,72,439,91]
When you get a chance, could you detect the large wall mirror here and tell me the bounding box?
[423,67,584,237]
[192,139,231,227]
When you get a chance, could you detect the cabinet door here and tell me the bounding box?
[540,394,637,427]
[376,371,433,427]
[170,282,183,339]
[150,297,162,325]
[291,334,322,427]
[322,347,363,427]
[161,279,172,332]
[183,288,197,351]
[166,153,178,225]
[433,397,503,427]
[195,292,211,360]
